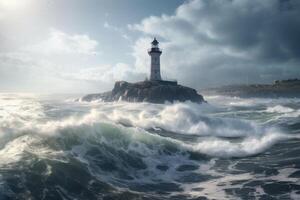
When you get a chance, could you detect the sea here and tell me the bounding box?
[0,93,300,200]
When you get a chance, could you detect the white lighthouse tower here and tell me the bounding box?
[148,38,162,81]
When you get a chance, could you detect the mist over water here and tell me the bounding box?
[0,94,300,199]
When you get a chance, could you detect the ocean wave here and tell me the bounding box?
[264,105,300,122]
[0,96,297,160]
[266,105,294,113]
[0,99,264,138]
[1,116,297,200]
[0,109,295,166]
[78,102,269,138]
[0,116,293,195]
[1,94,300,199]
[205,95,300,107]
[190,131,290,157]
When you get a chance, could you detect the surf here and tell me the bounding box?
[0,93,300,199]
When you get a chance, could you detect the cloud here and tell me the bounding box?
[0,27,148,92]
[0,29,105,92]
[0,52,62,92]
[104,21,121,32]
[63,63,146,84]
[0,51,118,93]
[0,0,32,13]
[104,21,131,41]
[2,1,300,93]
[23,28,99,55]
[130,0,300,88]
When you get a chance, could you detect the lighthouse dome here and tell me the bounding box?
[151,38,159,46]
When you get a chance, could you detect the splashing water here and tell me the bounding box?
[0,93,300,200]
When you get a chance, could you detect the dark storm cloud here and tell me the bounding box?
[182,0,300,62]
[133,0,300,88]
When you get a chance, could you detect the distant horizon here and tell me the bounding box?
[1,77,300,95]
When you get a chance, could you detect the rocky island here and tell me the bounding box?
[81,80,204,103]
[202,79,300,98]
[81,38,205,104]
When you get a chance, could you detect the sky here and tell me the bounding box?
[0,0,299,93]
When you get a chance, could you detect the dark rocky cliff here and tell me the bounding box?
[81,81,205,104]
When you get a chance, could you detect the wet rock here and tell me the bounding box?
[81,81,205,104]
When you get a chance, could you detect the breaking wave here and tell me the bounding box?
[1,94,300,199]
[0,97,295,163]
[266,105,295,113]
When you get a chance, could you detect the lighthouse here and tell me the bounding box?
[148,38,162,81]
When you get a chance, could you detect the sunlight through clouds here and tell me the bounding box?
[0,0,299,93]
[0,0,31,10]
[23,28,99,56]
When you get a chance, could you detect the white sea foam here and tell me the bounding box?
[266,105,294,113]
[291,191,300,200]
[265,105,300,121]
[180,172,253,199]
[0,97,262,138]
[83,102,266,138]
[0,93,299,167]
[189,131,288,157]
[205,95,300,108]
[1,93,300,199]
[0,134,66,166]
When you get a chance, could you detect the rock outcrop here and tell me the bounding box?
[202,79,300,98]
[81,81,205,104]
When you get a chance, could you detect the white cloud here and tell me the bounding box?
[63,63,146,84]
[0,28,112,92]
[23,28,99,55]
[104,21,120,32]
[0,0,32,12]
[130,0,300,88]
[0,27,149,92]
[2,0,299,93]
[104,21,131,41]
[132,37,151,74]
